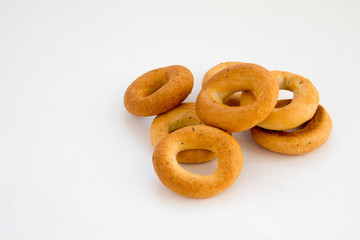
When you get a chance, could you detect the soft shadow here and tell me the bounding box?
[123,112,154,151]
[232,130,304,162]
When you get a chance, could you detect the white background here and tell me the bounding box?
[1,0,359,239]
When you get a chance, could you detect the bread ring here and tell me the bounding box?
[150,103,216,163]
[202,62,244,106]
[241,71,319,130]
[124,65,193,116]
[196,63,279,132]
[153,125,243,198]
[251,101,332,155]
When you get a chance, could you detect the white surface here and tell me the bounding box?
[1,0,359,239]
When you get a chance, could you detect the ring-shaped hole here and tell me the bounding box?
[179,155,218,175]
[141,75,169,97]
[223,91,243,106]
[276,90,294,108]
[213,89,253,106]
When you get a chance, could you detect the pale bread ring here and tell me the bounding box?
[150,103,216,163]
[202,61,244,87]
[152,125,243,198]
[241,71,320,130]
[124,65,193,116]
[202,62,244,106]
[251,101,332,155]
[196,63,279,132]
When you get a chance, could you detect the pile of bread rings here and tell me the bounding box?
[124,62,332,198]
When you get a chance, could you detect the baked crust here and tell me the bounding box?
[251,102,332,155]
[150,103,216,163]
[196,63,279,132]
[153,125,243,198]
[202,62,244,106]
[241,71,320,130]
[124,65,193,116]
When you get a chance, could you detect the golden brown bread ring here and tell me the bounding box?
[124,65,193,116]
[202,62,244,106]
[150,103,216,163]
[152,125,243,198]
[241,71,320,130]
[251,101,332,155]
[196,63,279,132]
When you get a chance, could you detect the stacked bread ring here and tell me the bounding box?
[124,62,332,198]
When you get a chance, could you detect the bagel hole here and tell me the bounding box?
[223,92,243,106]
[178,155,218,175]
[224,90,257,107]
[142,76,169,97]
[276,90,294,108]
